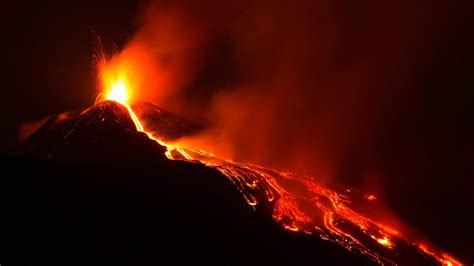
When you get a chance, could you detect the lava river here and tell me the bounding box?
[104,96,461,265]
[97,57,462,265]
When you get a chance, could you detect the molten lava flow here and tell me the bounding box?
[98,57,462,265]
[154,144,464,265]
[102,80,142,132]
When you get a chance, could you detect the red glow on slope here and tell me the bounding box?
[97,54,463,265]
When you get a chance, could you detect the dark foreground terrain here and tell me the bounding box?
[0,101,371,265]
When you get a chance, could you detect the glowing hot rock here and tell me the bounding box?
[102,78,144,132]
[107,80,128,105]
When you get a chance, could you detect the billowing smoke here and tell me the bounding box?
[114,0,465,189]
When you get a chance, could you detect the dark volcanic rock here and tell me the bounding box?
[20,101,166,162]
[133,101,201,141]
[0,101,372,266]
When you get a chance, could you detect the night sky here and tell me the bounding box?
[1,0,473,262]
[1,0,139,150]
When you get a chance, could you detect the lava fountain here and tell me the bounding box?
[96,52,463,265]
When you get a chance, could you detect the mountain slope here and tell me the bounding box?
[1,101,371,265]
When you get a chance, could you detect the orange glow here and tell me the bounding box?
[366,194,377,201]
[419,244,463,266]
[99,54,132,105]
[99,57,144,132]
[377,237,391,247]
[107,80,128,105]
[97,43,160,107]
[96,54,463,265]
[151,141,462,264]
[371,235,395,249]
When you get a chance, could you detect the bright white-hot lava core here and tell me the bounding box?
[107,80,128,105]
[98,54,463,265]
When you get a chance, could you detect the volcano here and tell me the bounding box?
[0,101,459,265]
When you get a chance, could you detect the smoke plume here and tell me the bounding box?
[113,0,468,190]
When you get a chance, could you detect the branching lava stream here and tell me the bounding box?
[98,60,462,265]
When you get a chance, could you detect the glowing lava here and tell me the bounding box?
[98,49,138,106]
[107,80,128,105]
[98,56,463,265]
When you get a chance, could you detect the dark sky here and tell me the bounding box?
[1,0,473,262]
[1,0,139,150]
